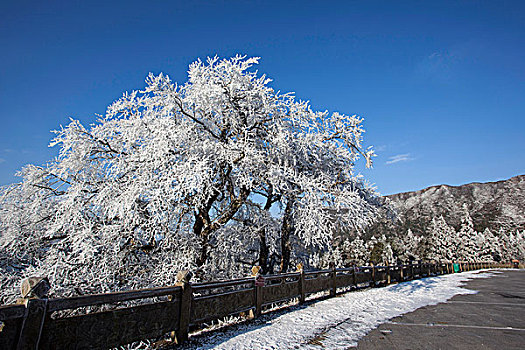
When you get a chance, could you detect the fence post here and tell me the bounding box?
[251,266,264,317]
[352,265,358,289]
[16,277,51,350]
[399,264,404,281]
[173,270,192,345]
[370,263,376,287]
[297,263,305,304]
[410,261,415,280]
[329,262,337,297]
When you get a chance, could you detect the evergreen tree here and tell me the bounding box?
[346,237,369,266]
[429,216,457,262]
[383,243,395,265]
[456,204,478,261]
[401,229,420,261]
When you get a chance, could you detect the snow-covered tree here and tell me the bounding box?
[401,229,420,261]
[473,228,501,262]
[503,230,525,261]
[383,243,395,265]
[456,204,478,261]
[425,216,456,262]
[339,237,369,266]
[367,235,392,264]
[0,55,380,302]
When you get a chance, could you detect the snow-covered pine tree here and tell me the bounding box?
[456,204,479,261]
[473,230,487,261]
[476,228,496,262]
[402,228,421,261]
[382,243,395,265]
[426,216,457,262]
[506,230,525,260]
[343,237,369,266]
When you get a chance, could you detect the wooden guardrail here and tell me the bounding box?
[0,261,511,349]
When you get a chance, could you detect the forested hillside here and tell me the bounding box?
[369,175,525,238]
[331,175,525,266]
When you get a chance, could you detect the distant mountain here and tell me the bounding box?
[367,175,525,238]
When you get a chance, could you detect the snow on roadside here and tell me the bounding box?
[181,270,500,350]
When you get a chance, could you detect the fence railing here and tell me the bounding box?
[0,261,512,349]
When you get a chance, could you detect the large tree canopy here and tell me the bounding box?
[0,55,381,303]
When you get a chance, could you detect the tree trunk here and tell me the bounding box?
[194,186,250,271]
[258,229,269,274]
[258,188,274,274]
[280,197,294,273]
[194,211,210,270]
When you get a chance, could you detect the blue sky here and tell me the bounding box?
[1,1,523,195]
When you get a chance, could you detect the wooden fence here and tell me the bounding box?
[0,261,511,349]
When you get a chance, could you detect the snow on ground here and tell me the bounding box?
[182,270,499,350]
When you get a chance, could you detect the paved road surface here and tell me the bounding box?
[355,269,525,350]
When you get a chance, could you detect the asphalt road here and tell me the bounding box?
[354,269,525,350]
